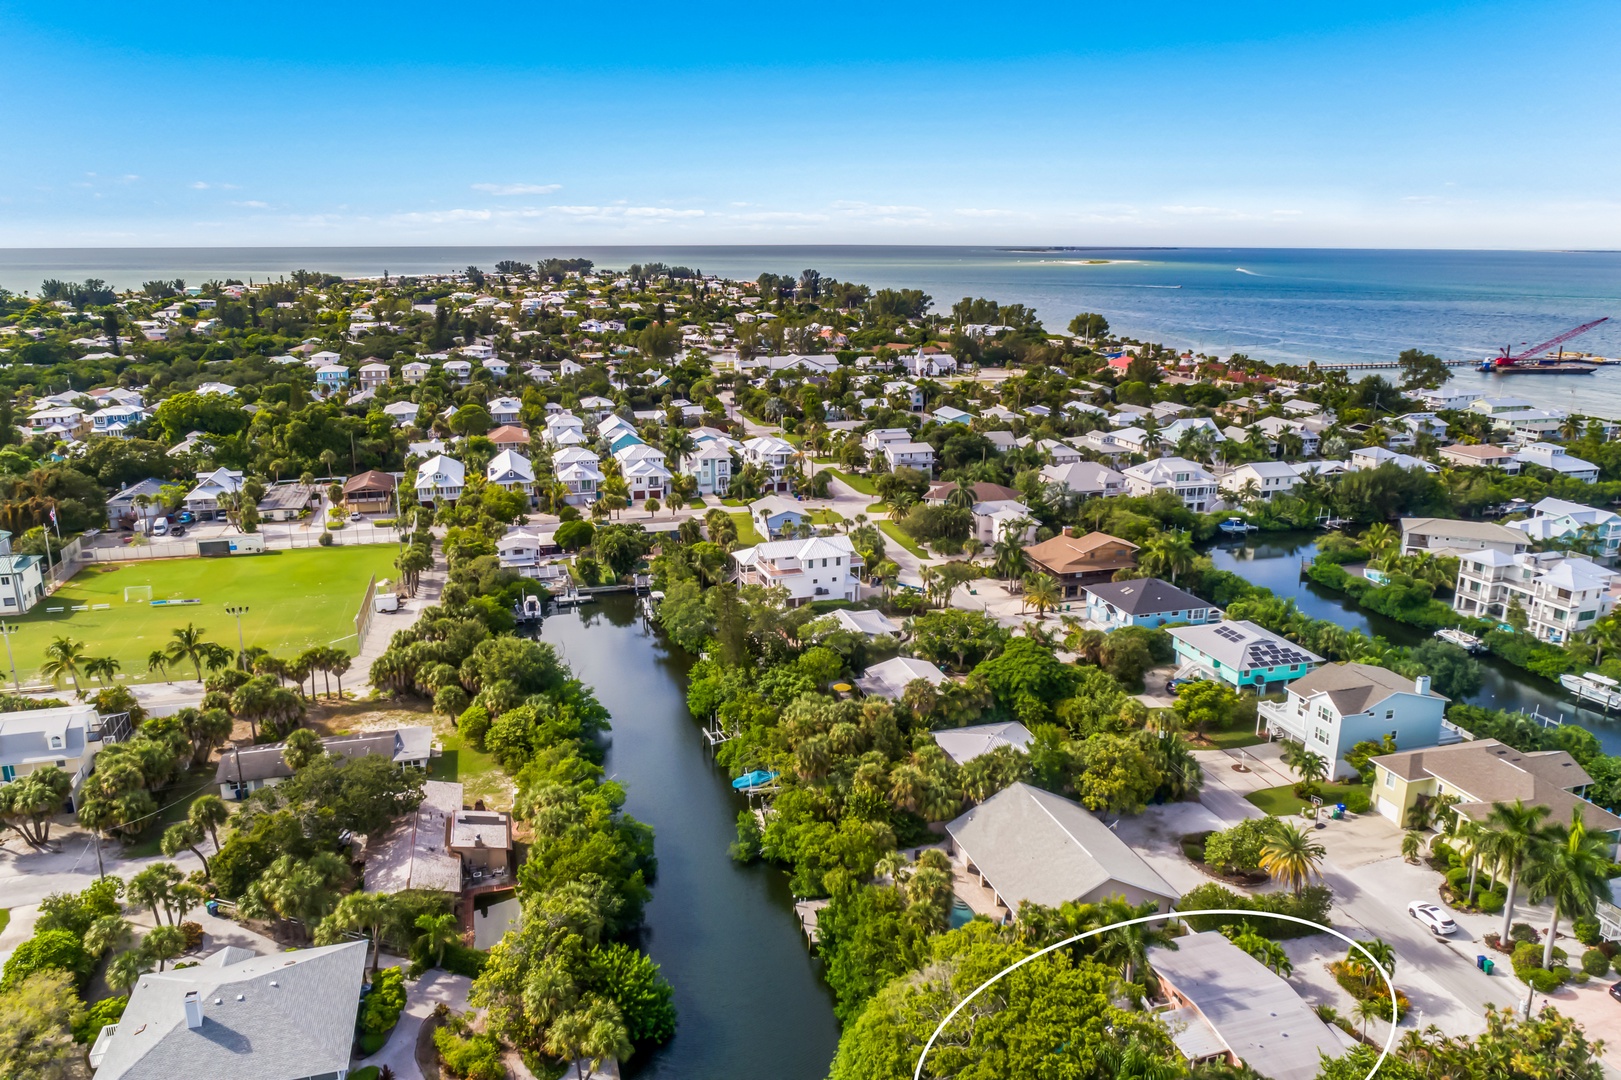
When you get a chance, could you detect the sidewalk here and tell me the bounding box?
[356,563,446,695]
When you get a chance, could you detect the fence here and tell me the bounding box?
[77,523,405,563]
[354,574,379,648]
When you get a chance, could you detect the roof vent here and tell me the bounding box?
[236,994,245,1002]
[183,991,204,1029]
[269,980,279,987]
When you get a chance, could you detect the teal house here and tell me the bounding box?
[1166,620,1324,689]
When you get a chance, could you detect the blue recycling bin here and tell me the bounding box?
[1476,954,1486,970]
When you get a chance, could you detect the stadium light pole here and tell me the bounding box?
[0,622,20,693]
[225,605,249,668]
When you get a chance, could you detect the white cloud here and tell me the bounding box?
[471,182,562,195]
[231,200,269,209]
[954,208,1019,218]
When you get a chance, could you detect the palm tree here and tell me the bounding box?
[189,794,230,854]
[1353,996,1384,1039]
[1024,573,1061,620]
[40,636,89,695]
[1260,820,1326,894]
[85,655,121,686]
[1140,530,1196,585]
[1478,799,1551,941]
[1361,522,1397,559]
[1093,896,1176,984]
[1097,1039,1183,1080]
[415,911,461,969]
[165,623,215,681]
[1523,809,1611,969]
[146,649,172,683]
[1295,750,1329,792]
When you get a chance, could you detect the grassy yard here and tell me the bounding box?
[728,513,765,546]
[0,909,9,937]
[827,470,877,495]
[1245,781,1369,817]
[430,724,508,809]
[808,509,844,526]
[878,520,928,558]
[1191,727,1267,750]
[11,547,401,686]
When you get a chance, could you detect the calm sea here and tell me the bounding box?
[4,246,1620,414]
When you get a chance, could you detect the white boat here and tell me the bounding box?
[515,594,545,623]
[1558,671,1621,711]
[1217,518,1257,535]
[1433,627,1484,653]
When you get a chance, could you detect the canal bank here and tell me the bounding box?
[538,593,841,1080]
[1209,531,1621,755]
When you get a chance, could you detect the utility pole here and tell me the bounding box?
[226,605,249,667]
[0,621,20,692]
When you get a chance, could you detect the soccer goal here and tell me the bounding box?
[124,585,153,603]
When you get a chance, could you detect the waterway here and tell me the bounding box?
[1208,530,1621,755]
[537,593,842,1080]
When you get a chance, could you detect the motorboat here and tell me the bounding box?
[1217,518,1257,535]
[1559,671,1621,711]
[1433,627,1484,653]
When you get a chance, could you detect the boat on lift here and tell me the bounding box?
[1433,627,1484,653]
[514,593,545,623]
[1558,671,1621,711]
[1217,518,1258,535]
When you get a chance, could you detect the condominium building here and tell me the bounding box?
[1451,549,1617,644]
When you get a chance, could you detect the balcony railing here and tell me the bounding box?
[1258,699,1308,741]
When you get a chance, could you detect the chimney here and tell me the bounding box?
[183,990,204,1030]
[1062,526,1076,538]
[1415,675,1431,696]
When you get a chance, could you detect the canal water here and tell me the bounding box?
[1209,531,1621,755]
[539,594,842,1080]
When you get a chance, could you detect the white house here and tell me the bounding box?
[619,450,673,502]
[485,449,535,501]
[1400,517,1529,558]
[972,500,1036,546]
[1348,446,1437,473]
[1258,663,1448,780]
[414,454,466,505]
[0,550,47,616]
[1219,461,1299,501]
[487,396,523,427]
[1034,439,1083,465]
[444,359,472,384]
[882,440,936,474]
[545,412,587,447]
[856,656,948,700]
[482,357,510,378]
[553,447,603,505]
[90,403,146,436]
[733,534,862,605]
[1516,442,1598,482]
[862,428,913,455]
[1506,497,1621,559]
[741,435,796,492]
[1451,549,1616,644]
[383,400,420,427]
[1041,461,1125,499]
[1123,457,1220,512]
[0,703,104,807]
[183,467,245,521]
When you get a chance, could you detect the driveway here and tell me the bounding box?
[365,966,474,1080]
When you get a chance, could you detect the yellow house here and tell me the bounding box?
[1370,738,1621,849]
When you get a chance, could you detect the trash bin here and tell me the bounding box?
[1476,955,1486,970]
[1484,959,1495,975]
[206,900,219,917]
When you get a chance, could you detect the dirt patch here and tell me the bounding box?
[310,698,436,736]
[416,1012,445,1080]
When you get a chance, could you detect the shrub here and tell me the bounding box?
[457,703,492,748]
[179,921,204,950]
[1477,891,1505,915]
[1511,940,1543,980]
[1527,968,1563,993]
[1201,819,1273,875]
[1445,867,1469,892]
[1342,788,1371,814]
[1,928,90,992]
[1429,839,1458,867]
[1573,916,1602,947]
[1177,882,1332,938]
[1581,948,1611,976]
[360,967,407,1039]
[73,994,127,1044]
[318,531,335,546]
[434,1024,506,1080]
[1510,922,1538,944]
[1574,971,1590,984]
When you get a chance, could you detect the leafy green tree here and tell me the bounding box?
[1201,818,1274,875]
[0,766,72,847]
[1073,733,1161,813]
[588,942,676,1046]
[0,969,85,1080]
[0,929,89,992]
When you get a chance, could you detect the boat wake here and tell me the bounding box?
[1234,267,1260,276]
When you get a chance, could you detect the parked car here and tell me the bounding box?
[1166,678,1197,694]
[169,525,187,538]
[349,512,365,522]
[1407,901,1457,935]
[1610,981,1621,1004]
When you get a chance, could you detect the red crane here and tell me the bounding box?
[1491,317,1610,367]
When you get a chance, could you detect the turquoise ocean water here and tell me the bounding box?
[3,246,1619,413]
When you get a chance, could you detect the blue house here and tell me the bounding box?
[750,495,808,539]
[609,432,645,455]
[1083,578,1223,631]
[1166,620,1324,689]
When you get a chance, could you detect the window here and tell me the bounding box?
[1313,727,1330,744]
[1385,709,1394,720]
[1384,772,1395,788]
[49,735,62,749]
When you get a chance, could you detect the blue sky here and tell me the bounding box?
[1,0,1616,247]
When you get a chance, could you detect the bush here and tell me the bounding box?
[1342,788,1371,814]
[1445,866,1470,891]
[1,928,90,992]
[1200,819,1272,875]
[1527,968,1563,992]
[434,1024,506,1080]
[410,937,487,979]
[457,703,492,748]
[1177,882,1332,938]
[1573,916,1602,947]
[1581,949,1610,976]
[73,994,127,1044]
[318,531,335,546]
[179,921,204,950]
[1510,922,1539,944]
[360,966,407,1040]
[1477,891,1505,915]
[1429,839,1458,867]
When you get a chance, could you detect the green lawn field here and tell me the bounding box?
[8,546,401,687]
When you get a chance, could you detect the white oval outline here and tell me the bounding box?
[913,909,1399,1080]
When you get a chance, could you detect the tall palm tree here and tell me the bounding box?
[1024,573,1061,620]
[415,911,461,969]
[1260,820,1326,894]
[1478,799,1551,941]
[40,635,89,695]
[146,649,172,684]
[1523,809,1611,969]
[85,656,121,686]
[1361,522,1397,559]
[165,623,215,681]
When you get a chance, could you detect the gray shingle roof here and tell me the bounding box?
[92,941,367,1080]
[945,783,1177,911]
[1084,578,1210,617]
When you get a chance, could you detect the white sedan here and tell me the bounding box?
[1408,901,1457,935]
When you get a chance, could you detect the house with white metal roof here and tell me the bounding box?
[733,535,861,605]
[413,454,465,505]
[932,721,1033,765]
[855,656,948,700]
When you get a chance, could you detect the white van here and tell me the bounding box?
[149,518,169,537]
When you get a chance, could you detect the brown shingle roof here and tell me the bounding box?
[1023,531,1138,575]
[343,469,397,495]
[488,424,530,444]
[1372,739,1621,834]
